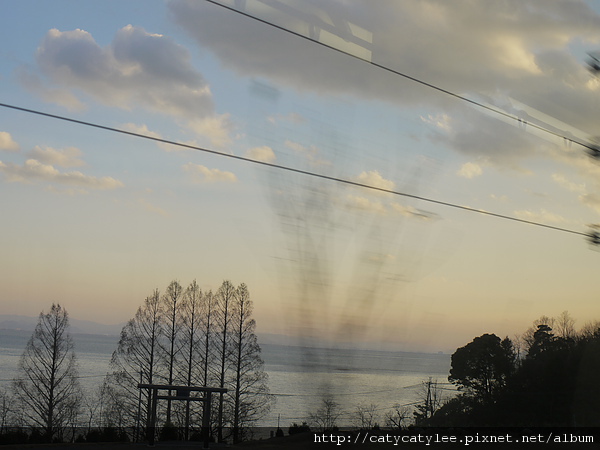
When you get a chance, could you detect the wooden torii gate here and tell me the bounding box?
[138,383,227,448]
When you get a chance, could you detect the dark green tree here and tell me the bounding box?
[449,333,515,401]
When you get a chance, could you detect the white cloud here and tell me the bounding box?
[170,0,600,167]
[170,1,600,109]
[514,208,566,224]
[354,170,395,191]
[284,140,330,166]
[24,25,231,146]
[490,194,509,202]
[28,146,85,168]
[580,193,600,215]
[182,163,237,183]
[420,114,451,132]
[138,198,168,217]
[551,173,586,194]
[121,123,181,152]
[121,123,162,140]
[346,195,387,214]
[457,162,483,179]
[391,202,436,221]
[0,132,19,152]
[0,159,123,191]
[187,115,233,148]
[246,146,276,163]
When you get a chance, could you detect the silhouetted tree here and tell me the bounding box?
[161,280,183,424]
[433,316,600,427]
[449,334,515,401]
[215,280,236,441]
[179,280,205,437]
[527,324,555,358]
[384,404,412,429]
[229,283,272,442]
[309,396,342,431]
[555,310,576,339]
[352,403,379,430]
[105,290,163,434]
[13,304,82,442]
[413,378,443,425]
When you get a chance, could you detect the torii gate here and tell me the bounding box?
[138,383,227,448]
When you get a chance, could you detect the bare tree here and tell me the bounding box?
[309,396,342,431]
[201,289,217,387]
[413,378,443,425]
[384,404,412,430]
[0,389,14,434]
[215,280,236,441]
[161,280,184,424]
[13,304,82,442]
[579,320,600,339]
[352,403,379,430]
[523,315,555,351]
[105,290,163,434]
[229,283,272,442]
[179,280,205,437]
[555,310,576,339]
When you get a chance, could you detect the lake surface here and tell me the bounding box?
[0,329,452,428]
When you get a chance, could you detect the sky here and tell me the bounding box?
[2,0,600,353]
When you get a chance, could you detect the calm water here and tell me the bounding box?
[0,329,452,427]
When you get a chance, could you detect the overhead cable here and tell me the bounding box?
[205,0,600,155]
[0,102,591,240]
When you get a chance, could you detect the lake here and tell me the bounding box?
[0,329,453,428]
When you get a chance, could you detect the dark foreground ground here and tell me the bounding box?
[0,431,597,450]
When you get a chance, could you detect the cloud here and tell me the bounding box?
[182,163,237,183]
[580,193,600,215]
[284,140,330,166]
[187,115,233,148]
[513,208,566,224]
[121,123,162,140]
[138,198,168,217]
[28,146,85,168]
[0,159,123,191]
[25,25,231,146]
[391,202,437,221]
[0,132,20,152]
[170,0,600,166]
[121,123,183,152]
[432,107,543,169]
[457,162,483,179]
[246,146,276,163]
[345,195,387,214]
[170,1,600,107]
[421,114,451,132]
[354,170,395,191]
[551,173,586,194]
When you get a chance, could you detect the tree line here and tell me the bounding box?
[425,311,600,426]
[1,279,272,444]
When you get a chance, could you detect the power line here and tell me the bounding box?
[0,102,591,240]
[205,0,600,155]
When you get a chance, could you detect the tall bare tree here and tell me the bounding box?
[555,310,576,339]
[215,280,236,441]
[179,280,205,437]
[229,283,272,442]
[13,304,82,442]
[201,289,217,387]
[161,280,184,424]
[105,290,163,434]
